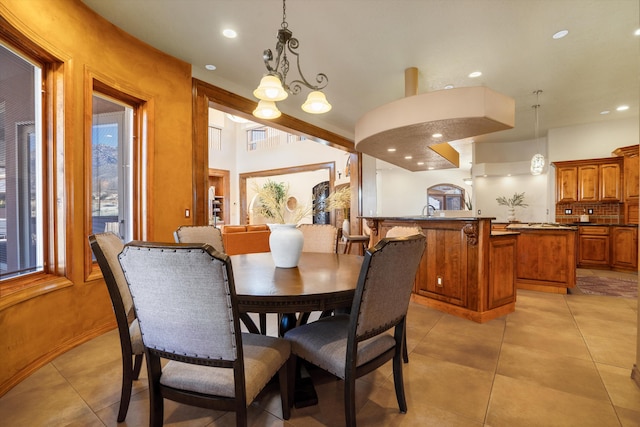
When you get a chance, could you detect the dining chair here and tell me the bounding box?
[284,234,426,427]
[118,241,292,427]
[88,232,144,423]
[173,224,225,253]
[383,225,424,363]
[175,225,274,334]
[298,223,339,253]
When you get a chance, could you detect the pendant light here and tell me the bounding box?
[530,90,545,175]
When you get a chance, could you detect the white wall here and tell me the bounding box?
[374,166,472,217]
[371,116,638,224]
[208,110,351,224]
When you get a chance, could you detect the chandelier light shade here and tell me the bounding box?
[530,90,545,175]
[301,91,332,114]
[253,75,288,101]
[253,100,282,119]
[253,0,330,119]
[530,153,545,175]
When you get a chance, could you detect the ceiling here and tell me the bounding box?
[81,0,639,169]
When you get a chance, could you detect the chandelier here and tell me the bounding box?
[530,90,545,175]
[252,0,331,119]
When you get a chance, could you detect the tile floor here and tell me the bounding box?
[1,269,639,426]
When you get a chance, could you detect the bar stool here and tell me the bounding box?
[343,231,370,254]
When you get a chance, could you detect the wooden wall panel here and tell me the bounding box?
[0,0,192,395]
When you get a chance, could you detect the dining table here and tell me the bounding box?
[231,251,364,335]
[230,250,364,408]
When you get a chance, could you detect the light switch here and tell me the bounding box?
[185,209,190,218]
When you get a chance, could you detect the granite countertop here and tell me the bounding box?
[506,223,577,230]
[567,222,638,227]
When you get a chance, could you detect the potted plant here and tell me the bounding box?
[496,192,528,222]
[253,180,311,268]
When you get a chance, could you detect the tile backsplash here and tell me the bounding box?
[555,203,622,224]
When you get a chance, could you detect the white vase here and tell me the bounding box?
[507,207,516,222]
[342,218,350,238]
[268,223,304,268]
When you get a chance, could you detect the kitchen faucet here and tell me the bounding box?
[422,204,436,216]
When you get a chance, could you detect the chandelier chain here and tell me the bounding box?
[281,0,287,29]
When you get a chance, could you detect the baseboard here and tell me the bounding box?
[0,321,116,397]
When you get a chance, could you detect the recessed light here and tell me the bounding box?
[444,84,454,89]
[600,110,611,115]
[222,29,237,38]
[404,156,413,160]
[205,64,216,71]
[432,133,443,138]
[428,167,435,170]
[387,148,396,152]
[417,162,425,165]
[552,29,569,39]
[616,105,629,111]
[468,71,482,78]
[634,28,640,36]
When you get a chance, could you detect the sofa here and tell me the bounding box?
[221,224,271,255]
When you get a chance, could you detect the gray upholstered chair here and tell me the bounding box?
[284,234,426,427]
[89,232,144,422]
[173,224,225,253]
[118,241,291,427]
[298,223,339,253]
[383,225,424,363]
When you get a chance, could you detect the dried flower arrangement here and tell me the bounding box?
[253,180,311,224]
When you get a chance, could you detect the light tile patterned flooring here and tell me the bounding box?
[1,269,639,426]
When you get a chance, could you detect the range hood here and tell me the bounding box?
[355,68,515,172]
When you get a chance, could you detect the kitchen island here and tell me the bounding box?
[506,223,577,294]
[363,216,518,323]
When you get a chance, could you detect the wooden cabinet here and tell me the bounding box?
[613,145,639,224]
[577,226,610,268]
[554,158,622,203]
[599,162,622,201]
[514,229,577,293]
[611,226,638,271]
[556,166,578,203]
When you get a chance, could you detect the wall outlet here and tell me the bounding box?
[477,209,481,215]
[436,276,443,287]
[564,208,572,215]
[185,208,190,218]
[587,208,594,215]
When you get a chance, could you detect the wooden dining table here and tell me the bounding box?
[230,251,364,335]
[230,251,364,408]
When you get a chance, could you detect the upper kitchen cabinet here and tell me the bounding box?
[613,145,639,224]
[556,166,578,203]
[553,157,623,203]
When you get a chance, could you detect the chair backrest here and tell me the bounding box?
[89,232,134,325]
[174,225,225,253]
[298,224,339,253]
[118,242,241,363]
[385,225,423,238]
[350,234,426,340]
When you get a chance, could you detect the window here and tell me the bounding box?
[91,94,134,241]
[427,184,465,211]
[0,43,44,280]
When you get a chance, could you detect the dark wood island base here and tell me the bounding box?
[364,217,518,323]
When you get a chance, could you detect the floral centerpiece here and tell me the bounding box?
[496,192,528,222]
[252,180,311,268]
